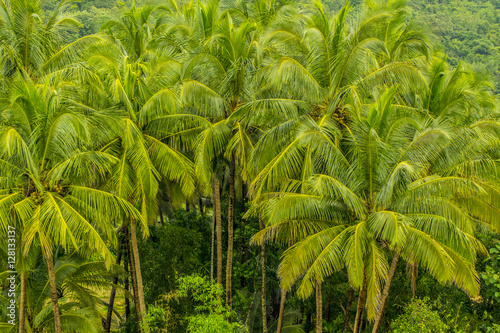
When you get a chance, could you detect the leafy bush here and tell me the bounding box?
[391,298,448,333]
[482,243,500,302]
[146,305,168,333]
[176,275,246,333]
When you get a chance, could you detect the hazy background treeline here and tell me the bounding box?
[47,0,500,89]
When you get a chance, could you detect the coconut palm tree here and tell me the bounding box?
[178,0,307,315]
[0,75,141,333]
[230,2,436,329]
[368,55,499,333]
[0,247,124,332]
[0,0,108,85]
[250,87,491,332]
[88,8,196,329]
[175,0,255,296]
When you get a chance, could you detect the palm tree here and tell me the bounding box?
[178,0,258,301]
[0,4,119,331]
[369,54,499,333]
[315,280,322,333]
[179,0,308,313]
[1,247,123,332]
[0,76,140,333]
[0,2,498,333]
[89,8,196,329]
[104,235,125,333]
[0,0,108,85]
[250,87,490,332]
[231,1,437,329]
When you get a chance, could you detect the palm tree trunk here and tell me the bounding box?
[371,253,400,333]
[130,219,149,332]
[105,244,123,332]
[126,225,141,333]
[343,288,354,332]
[259,216,268,333]
[44,251,62,333]
[325,299,331,323]
[124,241,130,320]
[19,271,27,333]
[211,208,215,283]
[353,273,367,333]
[226,157,235,313]
[411,263,418,298]
[198,195,204,214]
[316,281,323,333]
[277,289,287,333]
[159,207,165,227]
[245,290,258,327]
[214,177,223,286]
[240,180,247,288]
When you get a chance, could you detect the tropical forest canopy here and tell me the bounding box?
[0,0,500,333]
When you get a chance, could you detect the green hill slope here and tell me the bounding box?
[324,0,500,88]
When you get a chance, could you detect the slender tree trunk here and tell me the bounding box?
[245,290,258,327]
[214,177,223,286]
[105,245,123,332]
[277,289,287,333]
[44,251,62,333]
[411,263,418,298]
[354,273,367,333]
[259,216,268,333]
[316,281,323,333]
[371,253,400,333]
[198,195,203,214]
[185,200,190,212]
[130,220,149,332]
[211,207,215,283]
[240,180,247,288]
[343,288,354,332]
[325,299,331,323]
[126,225,141,333]
[159,207,164,227]
[226,158,235,313]
[19,271,27,333]
[124,240,131,320]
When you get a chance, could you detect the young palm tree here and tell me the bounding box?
[2,247,123,332]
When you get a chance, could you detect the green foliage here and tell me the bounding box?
[176,275,246,333]
[391,298,448,333]
[139,212,211,305]
[145,305,168,333]
[323,315,344,332]
[482,242,500,302]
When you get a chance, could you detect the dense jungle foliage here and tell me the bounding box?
[0,0,499,333]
